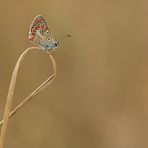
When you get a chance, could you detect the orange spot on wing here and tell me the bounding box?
[39,18,43,22]
[41,24,45,29]
[29,37,34,42]
[32,33,35,36]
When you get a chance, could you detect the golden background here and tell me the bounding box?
[0,0,148,148]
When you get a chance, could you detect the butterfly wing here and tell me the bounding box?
[28,15,54,48]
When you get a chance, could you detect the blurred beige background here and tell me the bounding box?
[0,0,148,148]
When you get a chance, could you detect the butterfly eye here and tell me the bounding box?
[54,43,58,47]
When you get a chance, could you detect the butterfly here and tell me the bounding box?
[28,15,71,52]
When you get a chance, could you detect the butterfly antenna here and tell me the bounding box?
[57,34,71,44]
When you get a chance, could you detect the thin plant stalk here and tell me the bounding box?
[0,47,56,148]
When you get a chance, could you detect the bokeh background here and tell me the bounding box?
[0,0,148,148]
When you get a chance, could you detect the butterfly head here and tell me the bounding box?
[54,42,59,48]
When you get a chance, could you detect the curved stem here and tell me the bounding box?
[0,47,56,148]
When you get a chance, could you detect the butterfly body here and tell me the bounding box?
[40,41,58,51]
[28,15,57,52]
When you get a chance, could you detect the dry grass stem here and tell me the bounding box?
[0,47,56,148]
